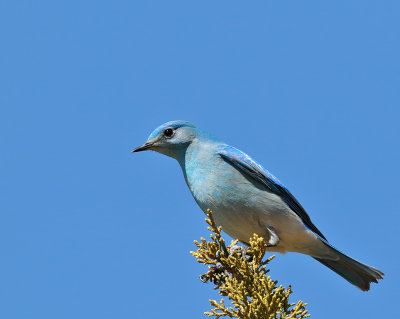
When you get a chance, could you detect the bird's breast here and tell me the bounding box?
[183,153,256,210]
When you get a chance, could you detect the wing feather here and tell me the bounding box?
[218,146,327,240]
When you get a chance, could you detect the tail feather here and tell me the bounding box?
[314,245,384,291]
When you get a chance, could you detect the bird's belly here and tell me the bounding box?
[210,203,325,256]
[196,186,324,255]
[186,165,327,256]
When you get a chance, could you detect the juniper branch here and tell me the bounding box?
[191,209,310,319]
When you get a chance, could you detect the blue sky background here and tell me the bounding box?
[1,1,399,318]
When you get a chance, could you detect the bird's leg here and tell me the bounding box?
[265,225,280,247]
[230,244,254,261]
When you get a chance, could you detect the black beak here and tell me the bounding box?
[131,142,154,153]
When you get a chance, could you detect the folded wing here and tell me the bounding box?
[218,145,327,240]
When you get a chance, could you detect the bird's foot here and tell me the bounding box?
[199,243,255,288]
[230,245,253,262]
[199,262,228,285]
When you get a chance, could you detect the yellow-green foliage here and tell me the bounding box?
[191,209,310,319]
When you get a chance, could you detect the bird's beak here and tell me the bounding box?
[131,141,155,153]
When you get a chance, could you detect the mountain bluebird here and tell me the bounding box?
[133,120,383,291]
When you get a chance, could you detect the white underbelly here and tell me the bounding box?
[186,163,334,259]
[199,194,333,258]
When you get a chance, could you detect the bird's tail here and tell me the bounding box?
[313,243,384,291]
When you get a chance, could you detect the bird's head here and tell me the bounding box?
[132,120,198,159]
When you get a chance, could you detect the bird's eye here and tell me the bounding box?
[164,128,174,138]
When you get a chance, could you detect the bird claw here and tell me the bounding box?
[229,245,242,255]
[199,244,252,285]
[229,245,254,261]
[199,262,228,285]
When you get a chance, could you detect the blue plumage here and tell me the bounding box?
[218,145,327,240]
[133,120,384,291]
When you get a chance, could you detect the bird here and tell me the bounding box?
[132,120,384,291]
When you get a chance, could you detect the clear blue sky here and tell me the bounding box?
[1,1,399,318]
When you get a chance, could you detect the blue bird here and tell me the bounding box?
[133,120,384,291]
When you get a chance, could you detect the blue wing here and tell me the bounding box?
[218,145,327,241]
